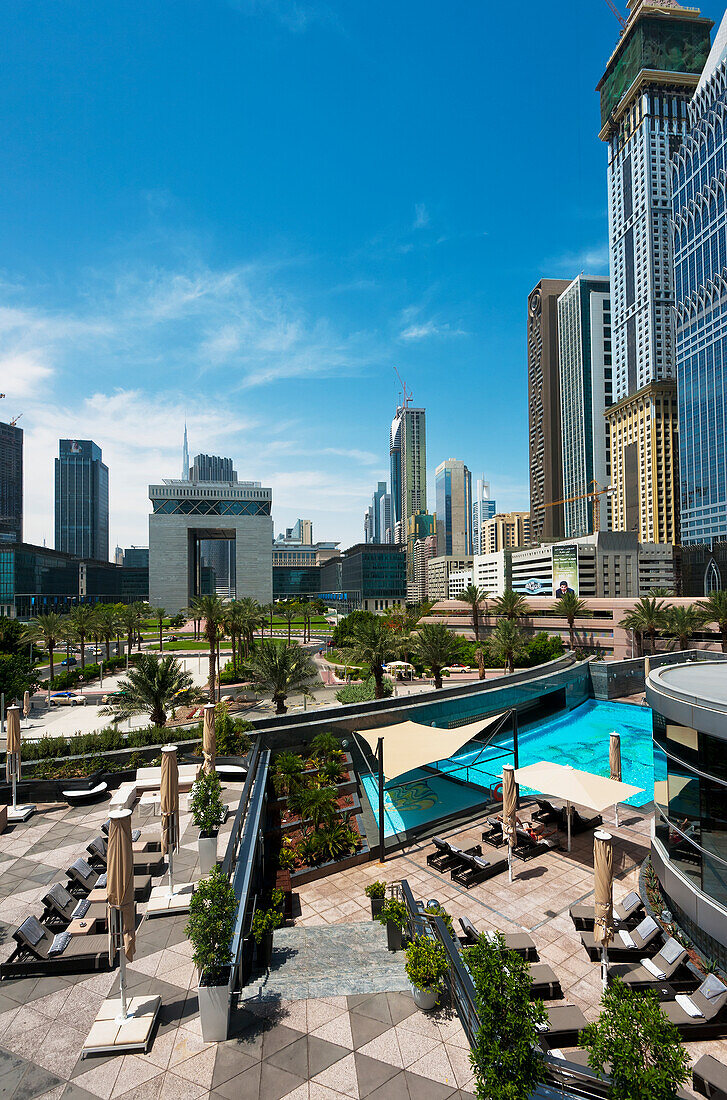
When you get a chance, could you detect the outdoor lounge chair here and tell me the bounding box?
[0,916,112,979]
[458,918,537,960]
[529,963,563,999]
[581,914,661,961]
[607,936,692,991]
[426,838,480,872]
[450,851,508,888]
[65,857,151,900]
[566,807,603,834]
[40,883,105,929]
[537,1004,589,1047]
[692,1053,727,1099]
[660,975,727,1038]
[513,826,560,860]
[532,798,562,823]
[101,820,160,850]
[570,890,644,930]
[86,835,163,874]
[481,816,507,846]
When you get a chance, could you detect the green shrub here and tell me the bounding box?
[423,902,455,939]
[365,880,387,900]
[310,731,342,760]
[185,866,236,984]
[190,770,225,836]
[405,935,447,991]
[312,820,359,863]
[376,897,408,929]
[336,676,393,703]
[251,904,283,944]
[278,844,297,870]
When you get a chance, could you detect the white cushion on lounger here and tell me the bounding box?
[661,938,684,965]
[675,994,704,1018]
[635,915,658,940]
[621,891,641,913]
[641,957,666,979]
[618,930,636,948]
[473,856,490,870]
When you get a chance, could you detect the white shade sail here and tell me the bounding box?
[513,761,642,813]
[358,712,506,783]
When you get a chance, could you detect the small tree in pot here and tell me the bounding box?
[376,897,408,951]
[365,880,387,919]
[186,866,236,1041]
[405,934,448,1010]
[191,769,225,876]
[252,889,284,969]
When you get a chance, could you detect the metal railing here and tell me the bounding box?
[221,738,261,878]
[228,748,270,993]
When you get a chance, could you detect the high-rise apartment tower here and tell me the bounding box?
[390,402,426,543]
[528,279,570,543]
[471,480,496,554]
[55,439,109,561]
[435,459,472,557]
[0,421,23,543]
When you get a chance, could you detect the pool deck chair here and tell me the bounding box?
[581,914,661,961]
[101,820,161,852]
[567,807,603,834]
[570,890,644,930]
[537,1004,589,1047]
[450,851,508,888]
[692,1053,727,1099]
[40,884,105,930]
[458,919,537,960]
[426,838,480,872]
[529,964,563,999]
[86,835,163,876]
[513,826,560,860]
[660,975,727,1039]
[65,858,151,901]
[1,916,112,979]
[533,799,562,823]
[481,816,506,846]
[608,937,692,991]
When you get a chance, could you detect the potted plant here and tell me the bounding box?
[405,934,448,1010]
[185,866,236,1041]
[190,769,225,875]
[252,897,283,969]
[376,897,408,952]
[365,880,387,919]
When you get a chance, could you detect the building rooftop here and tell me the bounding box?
[650,660,727,711]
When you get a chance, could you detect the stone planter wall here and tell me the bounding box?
[288,815,371,886]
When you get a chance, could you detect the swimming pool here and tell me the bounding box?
[362,700,654,839]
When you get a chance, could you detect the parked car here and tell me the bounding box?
[49,691,86,707]
[60,657,78,667]
[101,690,127,704]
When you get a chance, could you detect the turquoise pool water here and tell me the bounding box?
[362,700,654,839]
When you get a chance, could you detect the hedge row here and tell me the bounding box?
[19,721,204,762]
[43,653,139,691]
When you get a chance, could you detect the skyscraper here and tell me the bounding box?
[557,275,613,538]
[673,11,727,548]
[191,453,237,482]
[598,0,712,543]
[182,423,190,481]
[435,459,472,557]
[55,439,109,561]
[0,421,23,543]
[471,479,496,554]
[528,279,570,543]
[364,482,391,544]
[390,401,426,543]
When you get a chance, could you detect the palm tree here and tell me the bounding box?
[292,784,338,833]
[277,602,299,644]
[488,619,527,674]
[237,597,265,660]
[492,590,531,621]
[556,590,589,650]
[23,612,64,681]
[346,617,396,699]
[61,617,76,665]
[664,604,703,651]
[190,594,228,701]
[273,751,305,796]
[99,652,203,727]
[151,606,167,652]
[242,639,318,714]
[698,590,727,652]
[620,596,668,656]
[69,605,96,668]
[94,604,121,661]
[457,584,488,640]
[117,602,145,662]
[413,623,460,689]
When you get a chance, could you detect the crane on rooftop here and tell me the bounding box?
[603,0,626,29]
[393,366,412,409]
[544,480,614,532]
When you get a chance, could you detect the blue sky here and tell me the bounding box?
[3,0,724,553]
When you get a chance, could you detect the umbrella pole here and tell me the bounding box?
[601,943,609,991]
[508,842,513,883]
[115,908,129,1021]
[567,802,572,853]
[614,803,619,828]
[11,766,17,814]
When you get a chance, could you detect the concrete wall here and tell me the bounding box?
[590,649,727,700]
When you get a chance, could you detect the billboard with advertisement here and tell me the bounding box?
[552,544,579,598]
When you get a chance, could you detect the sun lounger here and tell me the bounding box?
[607,936,692,991]
[458,918,537,959]
[570,890,644,930]
[481,816,506,846]
[513,826,560,860]
[450,851,508,887]
[86,835,163,874]
[40,883,105,929]
[660,975,727,1038]
[426,838,480,872]
[581,914,661,961]
[65,857,151,901]
[567,807,603,834]
[0,916,112,978]
[533,798,562,823]
[529,963,563,999]
[693,1053,727,1099]
[537,1004,589,1046]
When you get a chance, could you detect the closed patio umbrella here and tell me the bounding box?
[6,705,21,808]
[502,764,517,883]
[161,745,179,897]
[107,809,136,1020]
[23,691,30,726]
[203,703,216,775]
[610,731,622,827]
[593,829,614,990]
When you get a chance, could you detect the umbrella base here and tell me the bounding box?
[82,994,161,1056]
[8,804,35,822]
[146,882,195,917]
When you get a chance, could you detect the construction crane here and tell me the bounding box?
[603,0,626,29]
[9,413,22,426]
[393,366,411,409]
[544,480,614,532]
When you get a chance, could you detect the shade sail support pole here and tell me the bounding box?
[377,737,385,864]
[512,708,520,811]
[567,802,572,853]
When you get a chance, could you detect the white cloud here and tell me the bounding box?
[413,203,430,230]
[549,242,610,275]
[399,319,467,341]
[227,0,337,33]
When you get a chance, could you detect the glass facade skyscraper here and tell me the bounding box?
[0,421,23,544]
[389,403,426,541]
[435,458,472,557]
[673,11,727,546]
[471,480,496,554]
[55,439,109,562]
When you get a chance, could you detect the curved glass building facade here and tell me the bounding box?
[647,662,727,965]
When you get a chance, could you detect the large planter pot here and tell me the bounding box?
[410,982,439,1011]
[370,897,385,919]
[198,977,230,1041]
[256,931,274,969]
[386,923,403,952]
[198,833,218,877]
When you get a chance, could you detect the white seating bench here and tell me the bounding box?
[109,783,137,811]
[136,763,199,793]
[63,781,108,802]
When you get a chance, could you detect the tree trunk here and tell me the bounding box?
[373,667,384,699]
[106,637,111,662]
[274,693,287,715]
[569,623,575,650]
[151,707,167,727]
[434,670,443,689]
[80,635,86,668]
[217,637,222,701]
[159,620,163,651]
[49,642,55,682]
[288,620,291,643]
[208,638,216,702]
[476,649,485,680]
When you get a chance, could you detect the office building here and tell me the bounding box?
[447,569,473,599]
[673,12,727,547]
[148,464,272,613]
[182,424,190,481]
[390,401,426,544]
[191,453,237,482]
[426,556,473,603]
[472,550,512,598]
[272,538,340,599]
[435,459,472,558]
[339,543,406,611]
[510,531,675,598]
[0,421,23,544]
[528,278,571,543]
[55,439,109,562]
[471,480,496,554]
[406,512,436,599]
[122,547,149,568]
[557,275,613,537]
[598,0,712,544]
[481,512,531,555]
[364,483,391,544]
[410,533,438,605]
